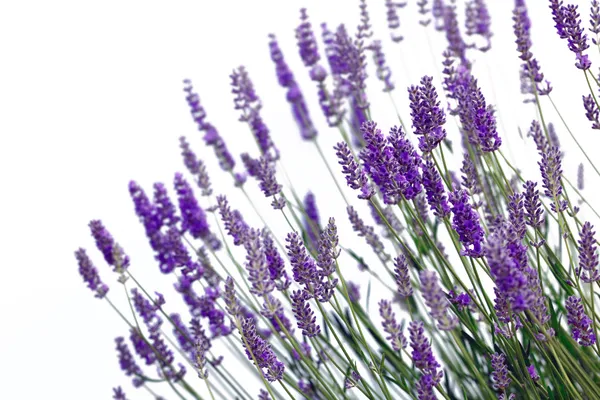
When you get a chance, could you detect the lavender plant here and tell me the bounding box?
[75,1,600,399]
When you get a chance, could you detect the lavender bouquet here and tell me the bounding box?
[75,1,600,399]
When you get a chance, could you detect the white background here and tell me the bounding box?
[1,0,599,399]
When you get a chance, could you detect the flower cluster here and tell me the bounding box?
[74,3,600,400]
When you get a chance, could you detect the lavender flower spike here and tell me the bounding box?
[347,205,389,261]
[368,40,394,92]
[334,141,374,199]
[538,145,566,212]
[449,189,484,257]
[75,248,109,299]
[216,195,248,246]
[421,158,451,218]
[566,296,597,346]
[523,180,544,229]
[394,254,413,298]
[286,231,319,290]
[89,219,130,272]
[244,228,275,296]
[385,0,406,42]
[409,320,443,384]
[491,352,511,391]
[582,95,600,130]
[303,192,321,247]
[551,2,591,69]
[578,222,600,282]
[419,270,458,330]
[291,290,321,337]
[269,34,317,140]
[115,336,143,387]
[465,0,493,52]
[513,1,552,98]
[379,299,407,351]
[179,137,212,196]
[174,173,210,239]
[409,76,447,152]
[296,9,320,68]
[240,317,285,381]
[256,155,285,210]
[231,66,277,159]
[112,387,129,400]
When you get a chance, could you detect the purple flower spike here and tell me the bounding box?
[347,205,389,260]
[454,71,501,152]
[582,95,600,129]
[578,222,600,282]
[317,217,340,274]
[415,373,436,400]
[224,276,241,319]
[419,270,458,330]
[551,3,591,69]
[528,120,548,154]
[513,1,552,99]
[538,146,566,212]
[449,189,484,257]
[491,352,511,391]
[75,248,109,299]
[291,290,321,337]
[486,230,531,315]
[258,389,271,400]
[523,180,544,229]
[385,0,406,42]
[115,337,143,387]
[174,173,210,239]
[409,321,442,384]
[368,40,394,92]
[360,121,404,204]
[244,228,274,297]
[183,81,236,171]
[216,195,248,246]
[442,4,468,64]
[179,136,200,175]
[268,34,294,88]
[379,299,407,351]
[394,254,413,298]
[566,296,596,346]
[334,141,374,199]
[417,0,431,26]
[296,9,320,68]
[409,76,447,153]
[153,183,180,228]
[178,137,212,196]
[286,232,319,289]
[591,1,600,42]
[129,181,160,243]
[303,192,321,247]
[89,220,130,272]
[528,364,540,381]
[131,288,162,333]
[421,158,450,218]
[388,126,423,201]
[183,79,207,129]
[334,24,369,108]
[465,0,492,52]
[269,34,317,140]
[231,66,277,159]
[255,156,285,210]
[508,192,526,240]
[357,0,373,40]
[240,317,285,381]
[112,387,128,400]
